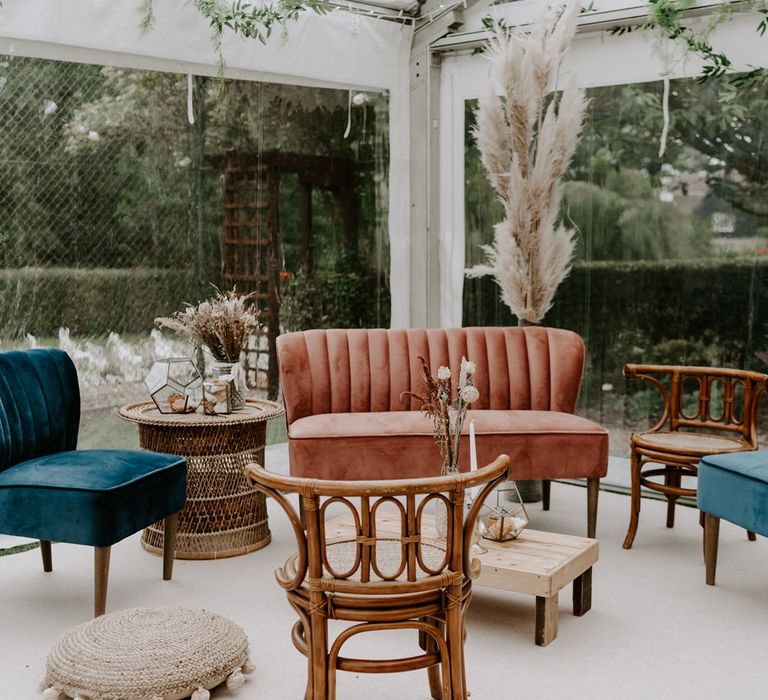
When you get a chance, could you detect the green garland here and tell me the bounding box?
[612,0,767,88]
[140,0,329,72]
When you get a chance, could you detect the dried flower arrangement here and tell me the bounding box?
[467,0,587,325]
[402,357,479,473]
[155,288,261,363]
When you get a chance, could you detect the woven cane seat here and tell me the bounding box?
[42,607,253,700]
[633,431,747,457]
[325,537,447,581]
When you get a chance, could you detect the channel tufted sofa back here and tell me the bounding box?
[277,327,585,425]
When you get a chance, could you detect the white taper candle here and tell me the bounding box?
[469,419,477,472]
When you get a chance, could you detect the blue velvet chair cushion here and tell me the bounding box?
[698,451,768,538]
[0,449,187,547]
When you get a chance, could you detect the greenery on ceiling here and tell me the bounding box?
[139,0,330,71]
[612,0,767,89]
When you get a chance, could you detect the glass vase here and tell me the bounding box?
[210,361,246,410]
[434,456,458,540]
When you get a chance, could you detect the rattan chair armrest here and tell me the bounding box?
[463,467,510,578]
[246,456,511,498]
[623,365,672,433]
[246,464,308,590]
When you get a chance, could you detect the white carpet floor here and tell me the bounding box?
[1,470,766,700]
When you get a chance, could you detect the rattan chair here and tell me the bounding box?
[247,454,510,700]
[622,364,768,549]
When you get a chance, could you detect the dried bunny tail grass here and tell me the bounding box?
[467,0,586,324]
[155,287,261,362]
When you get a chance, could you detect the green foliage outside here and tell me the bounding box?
[464,71,768,441]
[466,73,768,270]
[281,260,391,332]
[465,258,768,428]
[0,268,196,338]
[0,56,390,339]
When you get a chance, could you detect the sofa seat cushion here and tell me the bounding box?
[288,410,608,481]
[0,449,187,547]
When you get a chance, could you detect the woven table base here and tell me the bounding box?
[43,607,253,700]
[118,400,283,560]
[141,522,271,560]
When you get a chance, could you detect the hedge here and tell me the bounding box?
[0,267,197,338]
[463,258,768,418]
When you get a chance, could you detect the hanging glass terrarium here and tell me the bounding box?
[479,481,529,542]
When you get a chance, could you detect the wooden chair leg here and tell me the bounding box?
[94,546,111,617]
[542,479,551,511]
[623,451,642,549]
[310,597,328,700]
[747,530,757,541]
[40,540,52,572]
[424,624,444,700]
[587,478,599,539]
[665,470,681,529]
[445,584,466,699]
[703,513,720,586]
[163,512,179,581]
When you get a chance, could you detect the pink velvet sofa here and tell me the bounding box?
[277,327,609,536]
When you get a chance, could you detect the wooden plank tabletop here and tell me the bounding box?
[325,511,598,598]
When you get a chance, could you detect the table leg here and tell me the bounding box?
[573,567,592,616]
[535,593,558,646]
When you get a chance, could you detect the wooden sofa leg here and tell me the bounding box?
[703,513,720,586]
[542,480,551,511]
[94,546,111,617]
[163,512,179,581]
[40,540,52,572]
[587,478,599,539]
[747,530,757,541]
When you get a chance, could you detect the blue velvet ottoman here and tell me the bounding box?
[698,450,768,585]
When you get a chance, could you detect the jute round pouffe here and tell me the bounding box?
[42,607,254,700]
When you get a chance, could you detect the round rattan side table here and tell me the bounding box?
[118,399,284,560]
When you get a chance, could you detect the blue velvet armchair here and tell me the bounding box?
[0,349,187,616]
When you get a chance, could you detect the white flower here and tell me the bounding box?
[437,366,451,381]
[87,130,100,141]
[601,383,614,392]
[461,357,476,377]
[460,385,480,404]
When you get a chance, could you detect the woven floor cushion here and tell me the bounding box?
[42,607,253,700]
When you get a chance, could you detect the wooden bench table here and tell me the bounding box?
[326,512,598,647]
[475,527,598,646]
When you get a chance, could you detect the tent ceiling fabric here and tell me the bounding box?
[0,0,410,91]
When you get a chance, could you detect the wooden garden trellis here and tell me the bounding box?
[214,151,358,399]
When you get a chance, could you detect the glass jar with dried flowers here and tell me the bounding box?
[155,288,261,410]
[402,356,480,538]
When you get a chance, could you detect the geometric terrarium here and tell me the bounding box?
[144,358,203,414]
[478,480,529,542]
